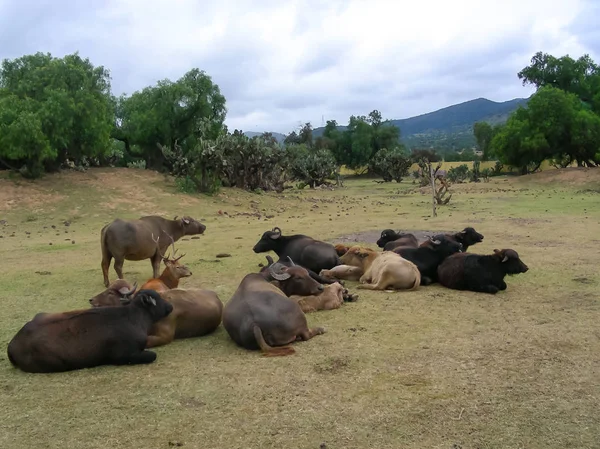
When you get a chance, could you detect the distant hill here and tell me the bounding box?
[313,97,529,151]
[243,131,286,143]
[243,97,529,151]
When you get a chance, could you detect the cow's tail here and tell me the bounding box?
[100,224,111,261]
[253,325,295,357]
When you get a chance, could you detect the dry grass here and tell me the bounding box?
[0,167,599,449]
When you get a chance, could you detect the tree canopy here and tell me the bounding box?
[0,52,114,177]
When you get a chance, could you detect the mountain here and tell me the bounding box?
[244,96,529,151]
[243,131,286,143]
[313,97,529,151]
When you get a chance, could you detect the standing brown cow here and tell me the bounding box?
[100,215,205,287]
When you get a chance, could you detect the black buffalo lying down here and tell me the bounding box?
[252,227,340,274]
[437,248,529,294]
[7,290,173,373]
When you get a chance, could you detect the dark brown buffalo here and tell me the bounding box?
[100,215,205,287]
[90,285,223,348]
[420,227,484,252]
[222,262,326,357]
[252,227,339,274]
[437,248,529,294]
[376,230,419,251]
[394,235,463,285]
[7,290,173,373]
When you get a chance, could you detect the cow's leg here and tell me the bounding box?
[498,280,507,291]
[101,255,112,288]
[253,325,295,357]
[113,350,157,365]
[482,285,499,294]
[296,327,326,341]
[151,253,162,279]
[113,256,125,280]
[146,320,176,348]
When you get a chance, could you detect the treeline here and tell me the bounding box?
[0,51,422,191]
[473,52,600,174]
[2,50,597,193]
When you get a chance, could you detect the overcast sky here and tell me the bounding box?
[1,0,599,134]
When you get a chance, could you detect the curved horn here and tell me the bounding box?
[502,255,509,263]
[272,227,282,235]
[286,256,296,266]
[269,263,291,281]
[265,255,274,266]
[121,282,138,298]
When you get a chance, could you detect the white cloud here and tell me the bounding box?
[0,0,598,133]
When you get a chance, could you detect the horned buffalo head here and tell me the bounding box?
[89,280,138,307]
[268,258,323,296]
[376,229,399,248]
[175,215,206,236]
[428,235,463,256]
[493,249,529,275]
[252,227,282,253]
[134,289,173,319]
[457,227,484,247]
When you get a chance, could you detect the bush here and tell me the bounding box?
[127,160,146,169]
[287,145,338,188]
[446,164,469,183]
[469,160,481,182]
[481,168,492,182]
[369,147,412,182]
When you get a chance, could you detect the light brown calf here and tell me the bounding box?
[289,282,346,313]
[340,246,421,291]
[319,265,364,282]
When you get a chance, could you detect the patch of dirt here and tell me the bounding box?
[517,167,600,186]
[331,229,454,245]
[503,218,552,225]
[314,356,351,374]
[0,178,65,212]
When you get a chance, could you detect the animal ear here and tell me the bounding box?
[493,249,501,254]
[141,294,157,307]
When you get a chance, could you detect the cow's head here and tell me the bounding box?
[89,279,137,307]
[493,249,529,275]
[252,227,282,253]
[339,246,377,268]
[427,235,463,257]
[175,215,206,236]
[267,258,323,296]
[134,289,174,320]
[376,229,399,248]
[334,243,351,256]
[456,227,484,247]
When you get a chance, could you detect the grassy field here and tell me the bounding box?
[1,166,599,449]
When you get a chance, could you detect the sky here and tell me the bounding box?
[1,0,599,135]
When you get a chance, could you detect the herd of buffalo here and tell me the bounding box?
[7,214,529,373]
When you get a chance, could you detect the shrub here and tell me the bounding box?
[446,164,469,183]
[287,145,338,188]
[368,147,412,182]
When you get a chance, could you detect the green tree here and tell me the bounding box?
[518,51,599,105]
[473,122,493,159]
[368,147,412,182]
[114,68,226,170]
[0,51,114,176]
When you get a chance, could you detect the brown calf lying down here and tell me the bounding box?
[290,282,353,313]
[340,246,421,291]
[89,281,222,348]
[319,264,364,282]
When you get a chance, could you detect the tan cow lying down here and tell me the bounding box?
[290,282,348,313]
[340,246,421,291]
[319,264,364,282]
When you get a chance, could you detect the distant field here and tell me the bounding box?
[339,160,560,176]
[1,167,599,449]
